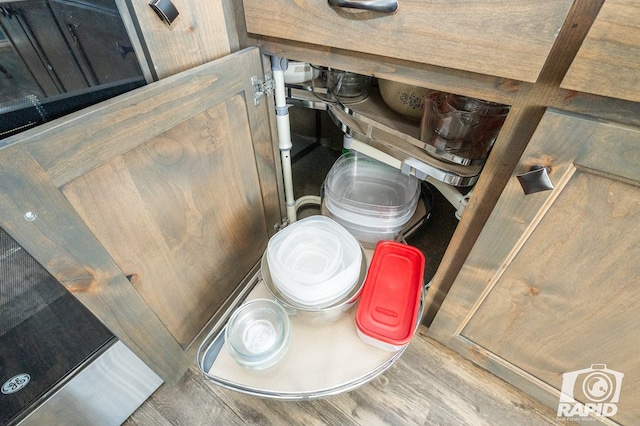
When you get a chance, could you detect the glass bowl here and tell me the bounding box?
[225,299,290,370]
[310,65,372,104]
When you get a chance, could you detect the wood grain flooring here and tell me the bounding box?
[123,326,572,425]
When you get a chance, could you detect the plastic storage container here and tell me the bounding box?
[355,241,425,351]
[266,215,362,308]
[283,61,320,84]
[261,250,367,325]
[323,152,420,248]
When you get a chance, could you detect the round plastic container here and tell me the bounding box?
[283,61,320,84]
[225,299,290,369]
[322,152,420,247]
[266,216,362,308]
[274,227,342,284]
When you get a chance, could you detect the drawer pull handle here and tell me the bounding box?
[328,0,399,14]
[516,165,554,195]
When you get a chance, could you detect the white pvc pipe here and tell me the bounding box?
[426,178,471,220]
[295,195,321,211]
[271,57,297,223]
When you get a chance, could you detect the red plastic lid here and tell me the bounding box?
[356,241,425,347]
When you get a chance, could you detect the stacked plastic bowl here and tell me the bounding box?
[266,216,363,309]
[323,152,420,247]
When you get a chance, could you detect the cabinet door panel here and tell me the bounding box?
[429,110,640,424]
[120,0,231,79]
[243,0,573,82]
[0,47,281,383]
[562,0,640,102]
[61,95,267,349]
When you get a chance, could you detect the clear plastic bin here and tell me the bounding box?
[322,152,420,247]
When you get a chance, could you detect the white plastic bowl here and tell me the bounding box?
[266,216,362,308]
[274,227,343,284]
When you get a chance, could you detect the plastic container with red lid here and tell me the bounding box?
[355,241,425,351]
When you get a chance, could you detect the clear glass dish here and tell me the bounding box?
[225,299,290,370]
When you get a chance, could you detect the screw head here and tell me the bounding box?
[23,212,36,221]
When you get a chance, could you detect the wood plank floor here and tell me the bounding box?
[123,326,572,425]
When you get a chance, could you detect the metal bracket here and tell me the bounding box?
[252,73,275,106]
[401,157,430,181]
[274,218,289,232]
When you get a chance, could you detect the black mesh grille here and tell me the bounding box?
[0,228,66,337]
[0,227,114,425]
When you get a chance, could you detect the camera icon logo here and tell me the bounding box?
[557,364,624,418]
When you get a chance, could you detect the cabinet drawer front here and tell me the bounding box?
[561,0,640,103]
[243,0,573,82]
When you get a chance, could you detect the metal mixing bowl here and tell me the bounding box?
[261,248,367,325]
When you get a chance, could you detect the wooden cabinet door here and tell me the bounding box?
[562,0,640,103]
[428,109,640,424]
[119,0,232,79]
[0,47,282,383]
[243,0,573,82]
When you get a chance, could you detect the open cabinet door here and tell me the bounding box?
[0,47,283,383]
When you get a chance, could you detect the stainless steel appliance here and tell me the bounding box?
[0,227,161,425]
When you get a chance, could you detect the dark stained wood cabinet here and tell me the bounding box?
[562,0,640,103]
[429,109,640,425]
[0,47,282,383]
[0,0,87,95]
[49,0,143,85]
[242,0,574,83]
[1,1,639,422]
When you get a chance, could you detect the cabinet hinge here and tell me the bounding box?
[252,73,274,106]
[274,218,289,232]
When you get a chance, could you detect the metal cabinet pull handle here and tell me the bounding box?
[328,0,399,14]
[149,0,180,25]
[516,165,554,195]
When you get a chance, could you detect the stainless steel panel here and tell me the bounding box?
[19,340,162,426]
